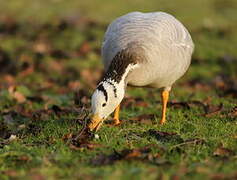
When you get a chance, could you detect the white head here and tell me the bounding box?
[88,80,125,131]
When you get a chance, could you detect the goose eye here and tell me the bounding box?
[102,103,106,107]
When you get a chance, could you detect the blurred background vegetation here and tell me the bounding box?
[0,0,236,102]
[0,0,237,59]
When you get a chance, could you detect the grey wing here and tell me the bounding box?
[101,12,194,71]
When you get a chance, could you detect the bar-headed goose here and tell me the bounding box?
[88,12,194,131]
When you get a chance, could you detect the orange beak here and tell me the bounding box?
[87,113,103,132]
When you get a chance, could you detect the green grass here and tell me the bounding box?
[0,0,237,179]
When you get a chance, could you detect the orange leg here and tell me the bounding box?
[113,104,121,125]
[160,90,169,124]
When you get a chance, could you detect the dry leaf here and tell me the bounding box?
[129,114,154,125]
[13,91,26,103]
[122,97,148,108]
[90,146,166,166]
[3,170,18,177]
[148,129,183,143]
[3,74,15,84]
[78,42,91,56]
[18,155,30,162]
[19,66,34,77]
[121,97,135,108]
[213,146,234,157]
[62,133,73,141]
[33,41,51,54]
[68,81,81,90]
[48,60,63,72]
[30,174,46,180]
[202,103,223,117]
[8,86,26,103]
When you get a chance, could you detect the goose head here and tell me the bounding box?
[88,81,125,131]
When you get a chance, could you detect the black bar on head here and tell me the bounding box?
[97,84,108,102]
[107,81,117,98]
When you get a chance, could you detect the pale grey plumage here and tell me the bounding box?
[88,11,194,131]
[102,11,194,90]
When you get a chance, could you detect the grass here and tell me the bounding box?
[0,0,237,179]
